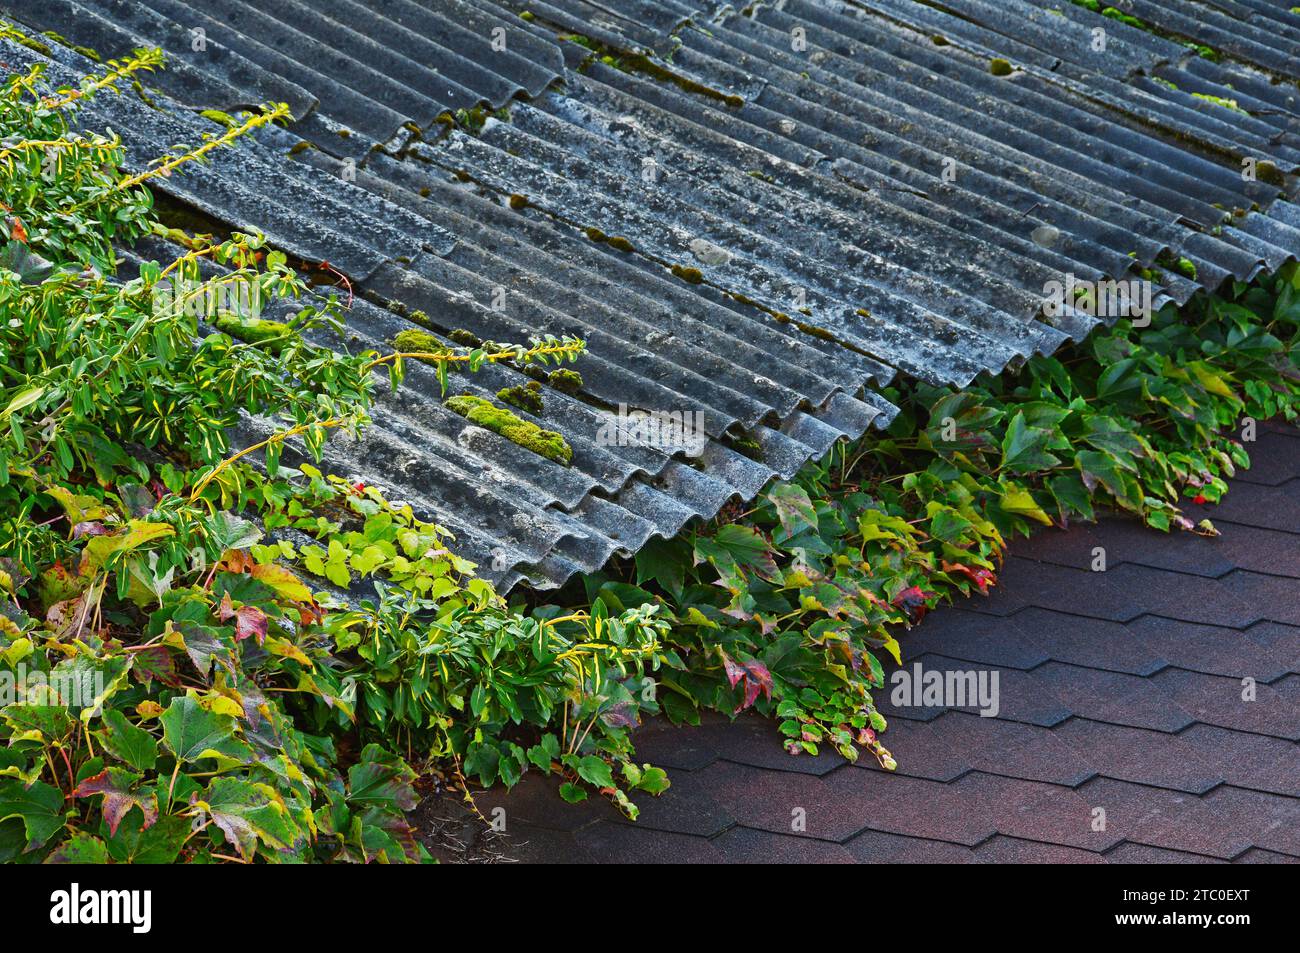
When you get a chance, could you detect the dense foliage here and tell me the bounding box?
[0,49,667,863]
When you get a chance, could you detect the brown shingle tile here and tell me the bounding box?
[881,654,1072,726]
[842,829,976,863]
[713,826,857,863]
[1244,624,1300,677]
[958,773,1124,851]
[1052,719,1222,794]
[1015,516,1237,578]
[1126,615,1294,682]
[1098,564,1263,629]
[1149,668,1300,741]
[1178,724,1300,797]
[1234,428,1300,486]
[898,607,1052,669]
[1199,478,1300,533]
[1199,786,1300,857]
[1233,848,1300,864]
[1016,608,1167,675]
[1205,523,1300,579]
[1218,569,1300,627]
[575,821,724,863]
[696,711,848,777]
[609,771,733,837]
[853,716,969,782]
[1032,662,1197,733]
[972,835,1107,864]
[697,760,996,845]
[501,823,594,864]
[1105,843,1225,864]
[475,774,608,833]
[965,558,1139,621]
[928,712,1095,787]
[1077,778,1251,860]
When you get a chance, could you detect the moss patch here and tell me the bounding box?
[990,58,1014,77]
[0,26,52,56]
[392,329,457,373]
[445,395,572,465]
[1256,160,1287,187]
[727,434,764,461]
[497,381,544,415]
[672,264,704,284]
[547,368,584,394]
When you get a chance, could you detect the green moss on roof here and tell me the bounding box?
[392,329,458,374]
[727,434,764,461]
[497,381,544,415]
[672,264,704,284]
[990,58,1014,77]
[1192,92,1247,114]
[547,368,584,394]
[445,395,572,464]
[0,25,51,56]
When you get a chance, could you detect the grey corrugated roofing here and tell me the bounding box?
[3,0,1299,591]
[3,0,564,155]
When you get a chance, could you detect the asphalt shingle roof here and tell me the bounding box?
[3,1,1299,590]
[479,422,1300,863]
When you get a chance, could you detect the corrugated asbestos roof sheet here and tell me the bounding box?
[3,0,1299,592]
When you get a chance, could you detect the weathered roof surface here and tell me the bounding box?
[478,422,1300,863]
[4,0,1299,590]
[4,0,565,155]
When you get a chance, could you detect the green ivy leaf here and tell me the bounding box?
[0,778,65,851]
[558,782,588,803]
[44,831,109,864]
[999,411,1061,472]
[562,753,614,789]
[199,778,300,861]
[768,482,819,537]
[159,695,250,765]
[99,708,158,772]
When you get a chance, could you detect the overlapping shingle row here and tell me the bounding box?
[482,422,1300,863]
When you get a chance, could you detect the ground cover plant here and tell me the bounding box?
[564,268,1300,767]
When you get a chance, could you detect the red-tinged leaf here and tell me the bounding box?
[721,653,773,713]
[941,560,997,594]
[891,585,937,624]
[73,767,157,837]
[217,594,268,644]
[741,659,773,701]
[9,216,27,243]
[45,595,92,638]
[721,652,746,689]
[217,551,256,574]
[599,702,638,729]
[71,521,107,539]
[131,644,182,687]
[249,562,313,604]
